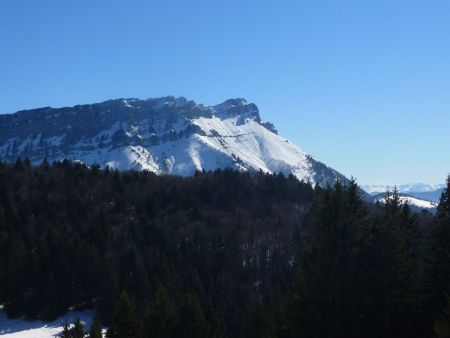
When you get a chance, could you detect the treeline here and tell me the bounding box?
[0,159,449,338]
[0,159,312,336]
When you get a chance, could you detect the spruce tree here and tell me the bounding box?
[368,188,424,337]
[288,180,367,338]
[59,321,72,338]
[72,317,85,338]
[428,177,450,328]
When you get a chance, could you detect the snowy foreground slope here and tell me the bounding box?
[0,310,99,337]
[0,97,346,186]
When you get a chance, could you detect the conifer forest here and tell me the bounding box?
[0,159,450,338]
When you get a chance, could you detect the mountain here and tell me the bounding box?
[406,189,445,203]
[0,96,348,186]
[363,183,445,203]
[372,192,438,213]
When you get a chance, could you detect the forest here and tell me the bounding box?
[0,159,449,338]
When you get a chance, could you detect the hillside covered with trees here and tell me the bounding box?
[0,159,449,338]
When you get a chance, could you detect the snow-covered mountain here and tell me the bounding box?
[0,96,348,186]
[372,192,438,213]
[363,183,445,203]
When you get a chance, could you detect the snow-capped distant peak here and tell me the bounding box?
[363,183,445,195]
[363,183,446,204]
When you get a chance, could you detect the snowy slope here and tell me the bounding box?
[373,193,437,211]
[0,97,347,186]
[0,310,99,337]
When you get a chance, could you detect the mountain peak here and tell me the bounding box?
[212,98,261,123]
[0,96,346,186]
[214,98,249,110]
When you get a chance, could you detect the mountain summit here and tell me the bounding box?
[0,96,347,186]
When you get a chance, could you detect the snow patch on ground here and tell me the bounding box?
[0,311,97,337]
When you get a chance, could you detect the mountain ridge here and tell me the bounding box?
[363,183,445,204]
[372,192,438,213]
[0,96,347,186]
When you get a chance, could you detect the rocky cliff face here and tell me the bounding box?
[0,96,347,186]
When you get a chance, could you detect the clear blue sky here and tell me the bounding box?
[1,0,449,185]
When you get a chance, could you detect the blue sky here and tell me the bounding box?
[0,0,449,185]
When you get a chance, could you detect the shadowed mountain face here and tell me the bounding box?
[0,96,347,186]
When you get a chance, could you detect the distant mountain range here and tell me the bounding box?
[371,192,438,213]
[0,96,348,187]
[363,183,445,204]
